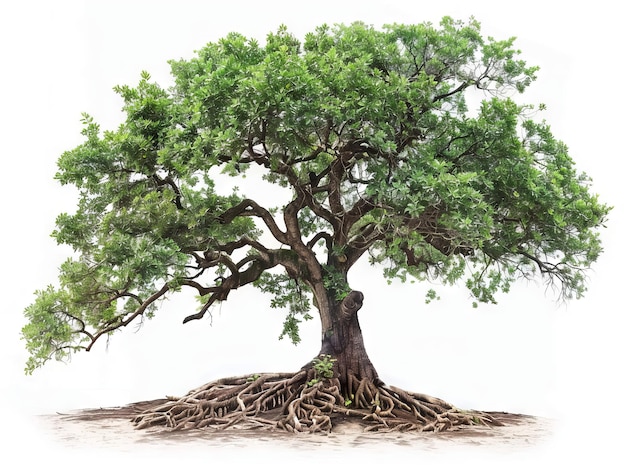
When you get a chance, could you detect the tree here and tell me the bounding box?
[23,18,610,433]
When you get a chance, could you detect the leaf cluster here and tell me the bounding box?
[307,354,337,386]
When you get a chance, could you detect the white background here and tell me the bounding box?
[1,1,623,468]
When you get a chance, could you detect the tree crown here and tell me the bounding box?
[23,18,610,373]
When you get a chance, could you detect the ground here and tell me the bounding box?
[37,397,552,453]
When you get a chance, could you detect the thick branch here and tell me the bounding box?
[344,207,473,269]
[402,210,473,257]
[182,256,274,323]
[283,192,325,284]
[218,199,288,245]
[242,145,341,233]
[181,246,305,324]
[400,243,429,268]
[307,231,333,250]
[344,197,378,233]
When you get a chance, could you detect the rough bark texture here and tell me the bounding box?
[316,290,380,394]
[131,290,503,434]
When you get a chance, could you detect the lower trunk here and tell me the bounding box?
[306,290,380,399]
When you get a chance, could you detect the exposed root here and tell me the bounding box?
[132,370,503,434]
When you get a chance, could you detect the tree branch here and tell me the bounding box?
[152,173,185,210]
[307,231,333,250]
[181,247,303,323]
[518,250,562,276]
[85,283,170,351]
[218,199,288,245]
[432,80,473,103]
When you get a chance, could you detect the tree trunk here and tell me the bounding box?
[307,289,380,397]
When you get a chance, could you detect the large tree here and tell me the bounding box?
[23,18,609,432]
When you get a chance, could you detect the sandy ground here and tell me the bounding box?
[24,402,602,471]
[34,402,554,456]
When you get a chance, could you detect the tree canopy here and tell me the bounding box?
[23,18,610,375]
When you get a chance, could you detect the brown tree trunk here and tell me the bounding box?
[307,289,380,396]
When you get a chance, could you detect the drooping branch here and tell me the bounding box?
[518,250,561,274]
[517,249,576,294]
[85,283,171,351]
[400,243,430,269]
[63,311,94,342]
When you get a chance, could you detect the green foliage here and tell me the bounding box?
[322,266,351,301]
[22,287,81,372]
[425,289,440,304]
[23,18,610,372]
[253,272,312,344]
[308,354,337,386]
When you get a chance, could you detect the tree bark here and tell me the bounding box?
[307,289,380,393]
